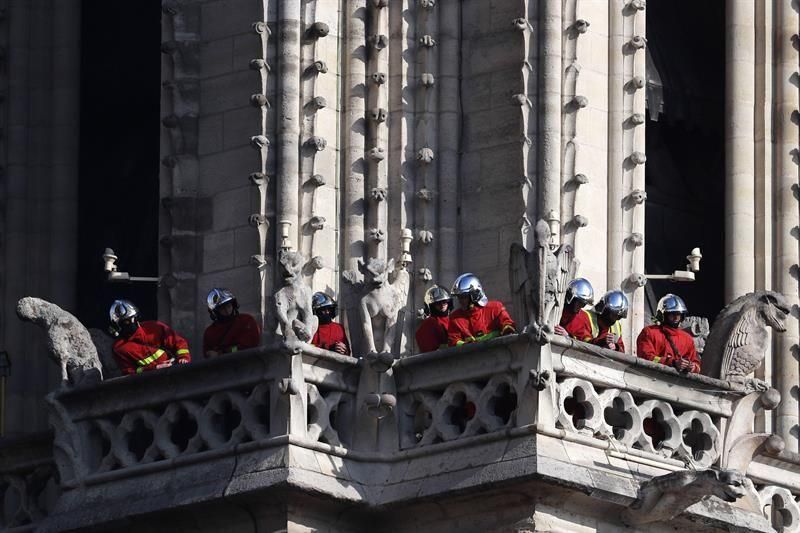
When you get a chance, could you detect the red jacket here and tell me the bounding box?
[637,324,700,373]
[113,320,191,375]
[448,301,516,346]
[559,308,593,342]
[416,315,450,352]
[311,322,351,355]
[203,313,260,356]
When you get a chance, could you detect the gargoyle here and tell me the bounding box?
[702,291,791,391]
[358,257,410,355]
[274,249,316,342]
[16,297,103,386]
[680,315,710,355]
[622,469,752,526]
[509,220,578,331]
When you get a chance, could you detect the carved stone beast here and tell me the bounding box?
[274,250,316,342]
[16,297,103,386]
[358,258,410,355]
[702,291,791,391]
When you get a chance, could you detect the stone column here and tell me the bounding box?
[724,0,756,301]
[774,0,799,452]
[538,0,562,242]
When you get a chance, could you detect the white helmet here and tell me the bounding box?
[595,291,629,320]
[451,273,488,307]
[109,299,139,337]
[656,294,688,324]
[424,285,451,315]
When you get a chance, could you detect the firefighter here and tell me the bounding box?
[554,278,594,342]
[415,285,452,352]
[203,288,261,358]
[110,299,191,375]
[447,273,516,346]
[311,292,350,355]
[587,291,627,352]
[637,293,700,373]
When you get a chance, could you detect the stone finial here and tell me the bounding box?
[306,136,327,151]
[416,147,434,163]
[420,73,435,87]
[417,230,434,244]
[574,19,590,33]
[312,60,329,74]
[248,214,268,227]
[249,58,270,71]
[368,147,386,161]
[307,22,330,39]
[628,35,647,50]
[309,174,326,187]
[372,72,387,84]
[369,34,389,50]
[627,188,647,204]
[251,135,270,149]
[419,35,436,47]
[274,250,315,342]
[627,76,646,90]
[369,228,386,242]
[702,291,791,390]
[252,21,270,35]
[249,172,267,186]
[370,107,388,123]
[629,152,647,165]
[250,94,269,107]
[309,216,326,231]
[371,188,388,202]
[357,257,410,354]
[16,297,103,385]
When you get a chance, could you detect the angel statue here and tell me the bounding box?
[509,219,579,332]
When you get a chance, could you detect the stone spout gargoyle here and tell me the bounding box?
[622,469,754,526]
[702,291,791,391]
[509,219,578,334]
[16,297,103,386]
[274,249,316,343]
[357,257,410,356]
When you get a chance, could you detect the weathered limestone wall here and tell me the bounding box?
[1,1,81,434]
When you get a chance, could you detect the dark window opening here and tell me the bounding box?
[77,1,162,329]
[645,1,725,323]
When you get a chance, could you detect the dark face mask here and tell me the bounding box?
[317,307,335,324]
[120,319,139,337]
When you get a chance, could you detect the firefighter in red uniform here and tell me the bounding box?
[587,291,627,352]
[415,285,452,352]
[447,273,516,346]
[554,278,594,342]
[637,293,700,373]
[110,299,191,375]
[203,288,261,358]
[311,292,350,355]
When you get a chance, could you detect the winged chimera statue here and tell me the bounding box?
[509,219,578,332]
[702,291,791,391]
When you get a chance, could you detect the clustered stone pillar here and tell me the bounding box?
[774,0,799,453]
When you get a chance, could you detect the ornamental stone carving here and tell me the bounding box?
[274,250,316,342]
[357,258,410,355]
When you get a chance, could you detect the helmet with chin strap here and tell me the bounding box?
[656,293,688,325]
[109,299,140,337]
[451,273,489,307]
[565,278,594,307]
[207,288,238,320]
[595,291,629,320]
[312,292,337,316]
[424,285,451,315]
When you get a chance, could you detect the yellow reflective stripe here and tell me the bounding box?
[230,346,238,353]
[611,322,622,336]
[176,349,190,355]
[475,330,501,342]
[137,349,165,367]
[585,310,599,337]
[652,356,661,364]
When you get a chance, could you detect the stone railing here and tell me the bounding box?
[0,432,59,532]
[28,333,800,531]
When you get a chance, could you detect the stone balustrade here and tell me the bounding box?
[20,333,800,531]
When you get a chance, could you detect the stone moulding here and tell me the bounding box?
[26,333,798,531]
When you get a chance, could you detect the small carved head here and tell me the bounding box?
[369,228,386,242]
[369,34,389,50]
[307,22,330,39]
[370,107,388,123]
[417,230,434,244]
[419,0,436,8]
[416,147,434,164]
[306,136,327,152]
[359,257,395,288]
[278,250,305,283]
[420,73,435,87]
[371,71,387,85]
[371,187,388,202]
[368,147,386,161]
[419,35,436,48]
[313,60,329,74]
[628,189,647,204]
[757,292,791,332]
